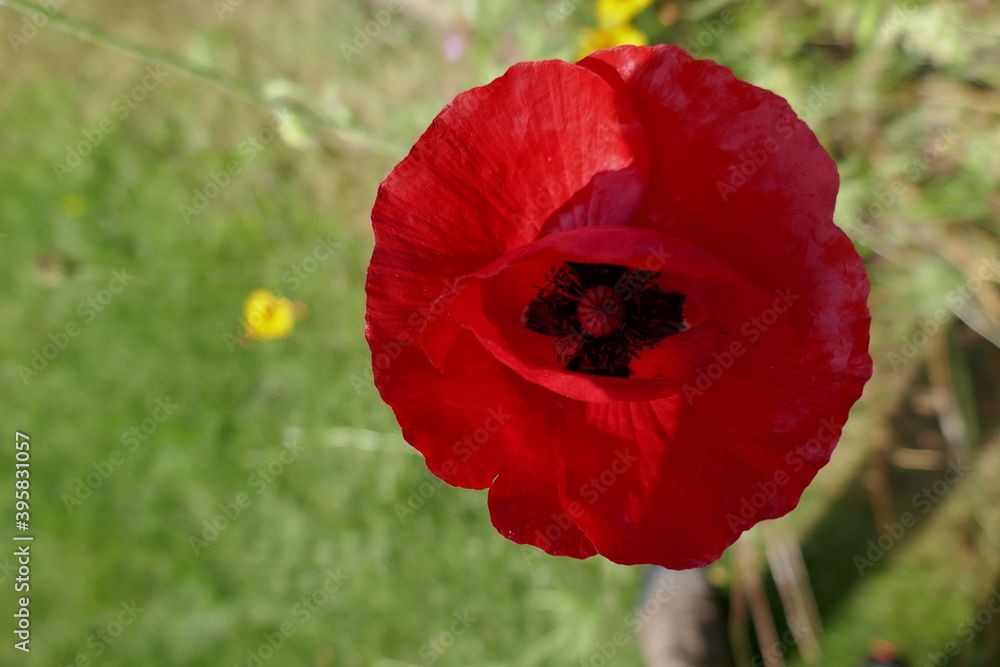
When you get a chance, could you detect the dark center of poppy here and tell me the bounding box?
[577,285,625,337]
[521,262,686,378]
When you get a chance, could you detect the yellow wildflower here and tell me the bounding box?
[597,0,654,28]
[578,24,649,60]
[243,289,296,340]
[60,194,88,219]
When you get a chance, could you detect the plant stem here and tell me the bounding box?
[0,0,405,154]
[1,0,270,112]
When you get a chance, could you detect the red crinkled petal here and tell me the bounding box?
[367,55,648,552]
[367,57,648,371]
[374,327,598,558]
[372,329,525,489]
[577,45,870,408]
[487,416,599,558]
[578,46,869,389]
[368,45,872,569]
[531,46,871,567]
[437,225,792,402]
[558,357,866,568]
[579,45,840,293]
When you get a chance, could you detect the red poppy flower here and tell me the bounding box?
[365,45,871,569]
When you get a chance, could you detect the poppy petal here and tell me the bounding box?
[378,330,599,557]
[367,58,649,366]
[558,351,866,568]
[579,45,840,294]
[373,330,531,489]
[436,225,793,403]
[367,45,872,569]
[487,419,599,559]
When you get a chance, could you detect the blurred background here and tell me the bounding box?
[2,0,999,665]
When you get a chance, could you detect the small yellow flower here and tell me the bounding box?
[60,194,88,219]
[243,289,296,341]
[577,24,649,60]
[597,0,654,28]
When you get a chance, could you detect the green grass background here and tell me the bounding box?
[1,0,999,665]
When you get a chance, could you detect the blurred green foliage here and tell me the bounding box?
[1,0,999,666]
